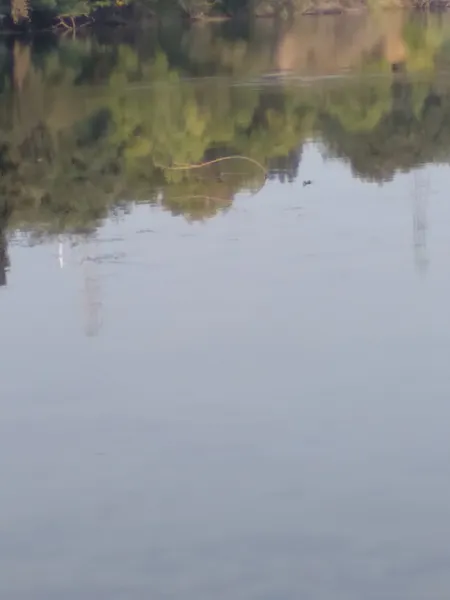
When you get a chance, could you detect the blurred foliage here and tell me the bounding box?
[0,0,171,28]
[1,13,450,245]
[0,0,445,29]
[0,0,253,27]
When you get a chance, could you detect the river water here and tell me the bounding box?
[2,12,450,600]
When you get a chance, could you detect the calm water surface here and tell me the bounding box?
[2,13,450,600]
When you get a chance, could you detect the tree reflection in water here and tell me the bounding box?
[0,13,449,235]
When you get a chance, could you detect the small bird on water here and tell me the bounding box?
[303,180,312,187]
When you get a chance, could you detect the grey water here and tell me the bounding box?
[2,12,450,600]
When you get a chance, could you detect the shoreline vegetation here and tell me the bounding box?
[2,0,450,33]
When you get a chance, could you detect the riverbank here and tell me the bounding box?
[2,0,450,34]
[0,3,157,33]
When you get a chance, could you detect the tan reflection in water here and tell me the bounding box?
[276,12,409,74]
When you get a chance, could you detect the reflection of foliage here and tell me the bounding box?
[321,77,450,181]
[3,13,450,235]
[0,197,10,285]
[323,81,391,133]
[402,17,445,72]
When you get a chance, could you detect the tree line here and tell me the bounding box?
[0,0,258,30]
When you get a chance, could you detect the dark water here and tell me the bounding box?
[3,12,450,600]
